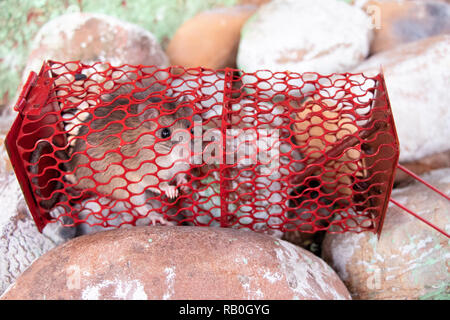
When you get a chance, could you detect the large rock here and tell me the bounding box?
[22,12,168,84]
[322,168,450,300]
[1,226,351,300]
[354,35,450,162]
[237,0,373,74]
[364,0,450,54]
[167,5,257,69]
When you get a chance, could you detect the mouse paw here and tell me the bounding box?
[149,214,168,226]
[164,185,179,199]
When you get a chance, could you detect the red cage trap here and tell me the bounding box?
[5,61,449,237]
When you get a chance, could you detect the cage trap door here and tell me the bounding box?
[366,72,400,236]
[5,62,65,232]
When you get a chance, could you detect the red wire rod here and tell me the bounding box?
[389,198,449,238]
[397,164,450,201]
[389,164,450,238]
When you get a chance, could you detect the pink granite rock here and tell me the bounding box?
[322,168,450,300]
[22,12,168,84]
[2,226,351,300]
[354,35,450,162]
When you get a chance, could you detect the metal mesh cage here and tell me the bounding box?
[5,61,399,234]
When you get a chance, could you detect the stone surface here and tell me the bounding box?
[354,34,450,162]
[364,0,450,53]
[322,168,450,300]
[237,0,373,74]
[1,226,351,300]
[0,134,13,176]
[167,5,257,69]
[22,12,168,85]
[0,173,72,296]
[394,150,450,186]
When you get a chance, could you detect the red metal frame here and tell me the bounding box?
[5,71,47,232]
[374,70,399,236]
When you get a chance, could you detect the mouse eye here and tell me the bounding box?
[161,128,171,139]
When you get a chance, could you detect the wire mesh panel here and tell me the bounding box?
[6,61,399,234]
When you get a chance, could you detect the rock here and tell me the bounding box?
[0,173,72,296]
[22,12,168,84]
[237,0,373,74]
[167,5,257,69]
[1,226,351,300]
[322,168,450,300]
[354,35,450,162]
[394,150,450,186]
[364,0,450,54]
[354,0,450,10]
[0,134,13,176]
[238,0,271,6]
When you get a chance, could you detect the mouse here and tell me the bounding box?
[64,79,193,228]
